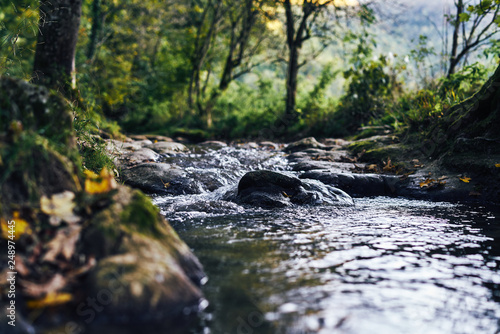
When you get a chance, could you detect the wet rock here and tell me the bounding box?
[106,140,143,154]
[323,138,350,148]
[300,170,400,197]
[133,139,154,147]
[117,148,160,166]
[237,170,353,208]
[259,141,280,150]
[199,141,227,149]
[128,134,149,141]
[284,137,325,153]
[121,163,204,195]
[146,141,188,154]
[148,135,174,142]
[239,142,260,149]
[81,187,205,323]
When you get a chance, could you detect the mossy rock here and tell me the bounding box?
[81,187,206,322]
[0,77,206,328]
[0,77,81,209]
[0,77,75,151]
[348,135,403,163]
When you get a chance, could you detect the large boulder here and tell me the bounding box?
[81,187,206,323]
[0,77,206,331]
[237,170,353,208]
[121,163,204,195]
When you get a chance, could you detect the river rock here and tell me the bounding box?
[106,140,143,154]
[199,141,228,149]
[146,141,188,154]
[300,170,400,197]
[118,148,160,166]
[284,137,325,153]
[237,170,353,208]
[259,141,280,150]
[81,186,206,323]
[121,163,204,195]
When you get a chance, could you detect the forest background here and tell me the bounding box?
[1,0,499,149]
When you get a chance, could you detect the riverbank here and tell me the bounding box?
[107,134,499,207]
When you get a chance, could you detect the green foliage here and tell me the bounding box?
[211,77,284,139]
[330,30,403,136]
[389,62,490,135]
[0,1,39,79]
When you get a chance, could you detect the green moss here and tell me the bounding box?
[363,144,406,162]
[120,190,161,237]
[347,140,377,155]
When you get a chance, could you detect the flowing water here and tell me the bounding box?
[151,145,500,334]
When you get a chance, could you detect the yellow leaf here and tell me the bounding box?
[27,292,72,309]
[84,168,117,194]
[282,191,291,198]
[1,212,32,240]
[495,164,500,168]
[419,178,434,188]
[459,177,471,183]
[40,191,80,226]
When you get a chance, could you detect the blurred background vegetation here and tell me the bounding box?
[1,0,499,142]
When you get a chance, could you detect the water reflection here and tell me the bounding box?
[164,197,500,334]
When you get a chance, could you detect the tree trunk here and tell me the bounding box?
[32,0,83,94]
[87,0,102,62]
[285,46,300,119]
[448,0,463,78]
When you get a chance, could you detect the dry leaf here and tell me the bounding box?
[42,225,82,262]
[26,292,72,309]
[40,191,80,226]
[419,178,446,189]
[84,168,117,194]
[495,164,500,168]
[1,211,32,240]
[469,191,481,197]
[21,274,66,298]
[419,178,434,188]
[459,176,471,183]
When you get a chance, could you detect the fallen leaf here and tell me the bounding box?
[84,168,117,194]
[420,179,434,188]
[1,211,32,240]
[459,176,471,183]
[495,164,500,168]
[42,225,82,262]
[26,292,72,309]
[40,191,80,226]
[419,178,446,189]
[21,274,66,298]
[282,191,291,198]
[399,171,414,181]
[469,191,481,197]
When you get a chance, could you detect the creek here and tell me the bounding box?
[150,144,500,334]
